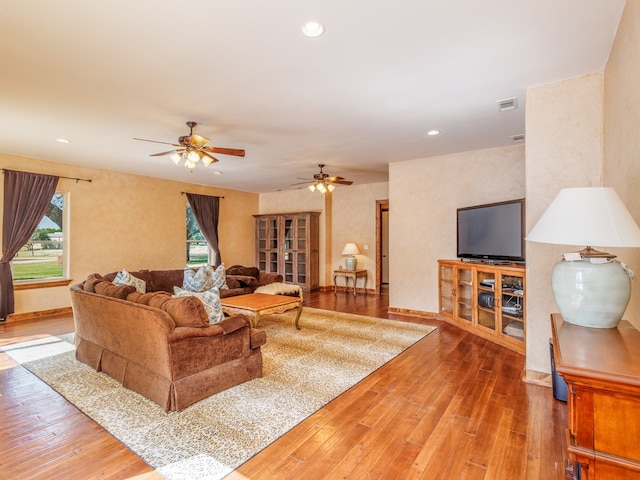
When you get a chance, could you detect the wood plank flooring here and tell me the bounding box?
[0,290,567,479]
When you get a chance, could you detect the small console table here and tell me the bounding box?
[333,269,367,297]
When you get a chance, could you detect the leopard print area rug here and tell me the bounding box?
[23,308,436,480]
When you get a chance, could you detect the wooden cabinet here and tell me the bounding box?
[551,314,640,480]
[254,212,320,291]
[438,260,525,354]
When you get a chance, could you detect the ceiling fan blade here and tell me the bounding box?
[202,146,246,157]
[199,151,219,166]
[150,149,184,157]
[328,179,353,185]
[133,137,181,147]
[188,133,210,147]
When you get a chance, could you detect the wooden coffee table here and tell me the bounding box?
[220,293,303,329]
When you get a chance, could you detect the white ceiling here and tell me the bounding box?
[0,0,626,193]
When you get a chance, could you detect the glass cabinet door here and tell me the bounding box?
[476,269,496,332]
[456,267,473,322]
[439,264,454,315]
[500,273,525,341]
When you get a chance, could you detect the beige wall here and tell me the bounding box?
[604,0,640,330]
[330,182,389,290]
[524,73,605,373]
[388,144,525,313]
[0,153,257,315]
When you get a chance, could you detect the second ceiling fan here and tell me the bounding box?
[134,121,245,168]
[293,164,353,192]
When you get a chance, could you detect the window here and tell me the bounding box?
[186,205,214,266]
[12,193,66,282]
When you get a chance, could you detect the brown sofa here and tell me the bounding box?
[69,266,275,411]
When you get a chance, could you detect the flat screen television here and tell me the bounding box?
[457,198,525,263]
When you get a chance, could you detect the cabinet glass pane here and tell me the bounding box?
[297,218,306,250]
[269,219,278,249]
[503,318,524,340]
[297,252,306,283]
[440,266,454,315]
[258,220,267,249]
[284,252,293,282]
[269,252,278,273]
[478,309,496,330]
[284,219,293,250]
[457,282,473,322]
[258,251,266,271]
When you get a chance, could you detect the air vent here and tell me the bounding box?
[511,134,525,142]
[497,97,518,112]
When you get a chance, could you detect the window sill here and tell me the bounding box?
[14,278,73,291]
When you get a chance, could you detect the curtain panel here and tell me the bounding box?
[185,193,221,265]
[1,170,59,320]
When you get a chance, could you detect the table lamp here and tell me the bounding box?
[526,187,640,328]
[341,243,360,271]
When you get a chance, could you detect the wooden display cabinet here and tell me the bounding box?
[551,314,640,479]
[438,259,525,354]
[255,212,320,291]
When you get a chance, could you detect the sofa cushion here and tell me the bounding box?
[95,282,137,299]
[229,274,259,288]
[113,268,147,293]
[226,265,260,279]
[83,273,106,292]
[174,286,224,324]
[127,291,171,305]
[149,269,183,293]
[148,294,209,328]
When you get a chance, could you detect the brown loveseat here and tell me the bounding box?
[69,267,274,411]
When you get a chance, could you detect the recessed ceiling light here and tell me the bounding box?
[426,130,441,136]
[213,171,223,175]
[56,138,70,143]
[302,21,325,38]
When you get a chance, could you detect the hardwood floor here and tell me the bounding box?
[0,290,567,479]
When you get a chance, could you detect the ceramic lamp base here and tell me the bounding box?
[551,259,631,329]
[345,256,357,271]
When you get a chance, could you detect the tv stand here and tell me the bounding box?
[439,259,525,354]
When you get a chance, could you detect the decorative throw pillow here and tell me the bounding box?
[174,286,224,324]
[211,263,228,290]
[113,268,146,293]
[183,265,215,292]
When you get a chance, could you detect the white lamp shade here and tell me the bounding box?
[341,243,360,256]
[527,187,640,329]
[526,187,640,248]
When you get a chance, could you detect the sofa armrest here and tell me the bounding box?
[258,272,284,285]
[168,314,251,341]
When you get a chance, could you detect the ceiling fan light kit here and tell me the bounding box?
[134,121,245,169]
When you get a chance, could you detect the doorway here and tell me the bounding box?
[376,200,389,294]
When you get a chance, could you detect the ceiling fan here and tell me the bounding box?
[292,164,353,192]
[133,121,245,169]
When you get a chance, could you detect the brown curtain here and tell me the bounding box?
[185,193,222,265]
[1,170,59,321]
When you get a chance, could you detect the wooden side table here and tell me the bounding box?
[333,269,367,297]
[551,313,640,479]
